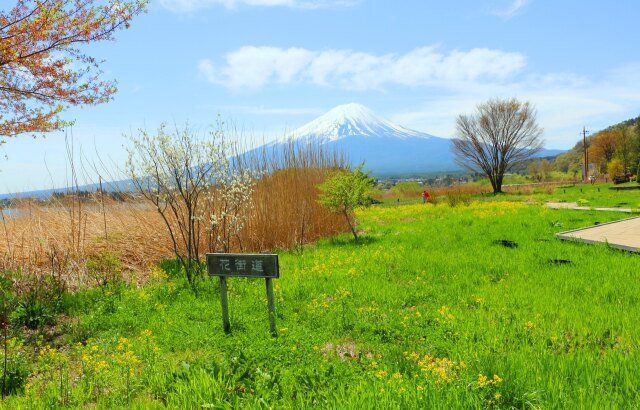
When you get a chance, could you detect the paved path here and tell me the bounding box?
[546,202,634,213]
[556,215,640,253]
[546,202,640,252]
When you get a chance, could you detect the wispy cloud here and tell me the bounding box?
[491,0,532,18]
[389,67,637,147]
[200,104,323,116]
[159,0,359,12]
[198,44,640,149]
[198,45,526,90]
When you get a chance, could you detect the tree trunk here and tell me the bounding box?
[343,209,358,243]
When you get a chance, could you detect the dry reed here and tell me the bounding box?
[0,140,349,288]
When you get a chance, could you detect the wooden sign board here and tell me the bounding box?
[207,253,279,278]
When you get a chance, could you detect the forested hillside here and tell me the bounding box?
[554,116,640,178]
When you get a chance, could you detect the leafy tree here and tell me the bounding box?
[318,164,375,243]
[633,120,640,175]
[0,0,147,139]
[527,161,540,181]
[590,130,618,173]
[453,98,543,193]
[607,159,624,178]
[540,159,553,181]
[614,126,633,173]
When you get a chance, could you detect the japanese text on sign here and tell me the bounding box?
[207,253,279,278]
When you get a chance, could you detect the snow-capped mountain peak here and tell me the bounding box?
[289,103,432,142]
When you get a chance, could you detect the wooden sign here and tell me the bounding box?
[206,253,279,337]
[207,253,279,278]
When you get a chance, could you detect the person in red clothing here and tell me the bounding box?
[422,190,430,203]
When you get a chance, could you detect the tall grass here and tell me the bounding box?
[0,140,349,286]
[0,197,166,287]
[245,142,348,252]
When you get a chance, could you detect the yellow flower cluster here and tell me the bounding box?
[309,294,332,310]
[404,351,466,383]
[477,373,503,387]
[375,370,388,379]
[335,287,351,298]
[436,305,455,324]
[38,345,67,368]
[76,342,111,376]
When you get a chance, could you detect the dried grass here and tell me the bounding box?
[0,141,349,288]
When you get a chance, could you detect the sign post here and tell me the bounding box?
[207,253,280,336]
[219,276,231,333]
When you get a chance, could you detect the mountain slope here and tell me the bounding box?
[280,103,458,175]
[289,103,431,142]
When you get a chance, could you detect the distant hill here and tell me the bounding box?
[554,114,640,174]
[0,179,137,201]
[2,103,569,198]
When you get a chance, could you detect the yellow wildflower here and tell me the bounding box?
[375,370,388,379]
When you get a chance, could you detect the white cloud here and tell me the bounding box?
[198,45,640,150]
[200,104,323,116]
[198,45,526,90]
[159,0,358,12]
[389,70,636,148]
[491,0,532,18]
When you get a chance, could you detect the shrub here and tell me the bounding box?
[0,338,29,397]
[86,251,123,290]
[11,275,65,330]
[607,159,624,178]
[318,164,375,243]
[445,191,472,207]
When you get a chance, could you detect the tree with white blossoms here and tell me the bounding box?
[206,161,255,254]
[125,123,254,285]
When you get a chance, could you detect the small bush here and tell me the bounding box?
[612,175,630,184]
[0,338,29,396]
[11,275,66,330]
[445,191,472,207]
[86,251,123,290]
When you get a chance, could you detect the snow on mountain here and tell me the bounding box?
[288,103,433,142]
[279,103,564,176]
[270,103,458,175]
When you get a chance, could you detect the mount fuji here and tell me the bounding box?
[279,103,458,175]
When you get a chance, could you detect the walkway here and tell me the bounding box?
[546,202,634,213]
[547,202,640,252]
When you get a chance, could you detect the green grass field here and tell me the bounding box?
[388,183,640,210]
[3,194,640,408]
[505,183,640,208]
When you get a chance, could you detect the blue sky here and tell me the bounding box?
[2,0,639,193]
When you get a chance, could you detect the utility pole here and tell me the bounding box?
[582,126,589,182]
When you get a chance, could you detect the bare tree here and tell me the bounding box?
[453,98,543,193]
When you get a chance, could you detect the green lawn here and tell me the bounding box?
[384,182,640,210]
[3,199,640,408]
[504,182,640,208]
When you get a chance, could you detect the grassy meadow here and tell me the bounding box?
[1,187,640,408]
[388,182,640,210]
